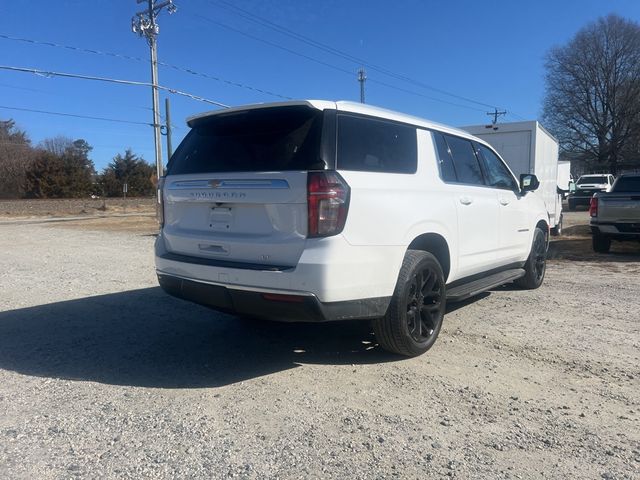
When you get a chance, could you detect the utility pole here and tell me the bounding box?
[164,97,173,160]
[131,0,177,181]
[357,67,367,104]
[487,107,507,125]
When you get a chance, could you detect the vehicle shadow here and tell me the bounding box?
[548,237,640,263]
[0,288,399,389]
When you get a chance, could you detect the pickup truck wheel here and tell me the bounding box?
[550,214,563,236]
[592,234,611,253]
[516,228,547,290]
[373,250,445,357]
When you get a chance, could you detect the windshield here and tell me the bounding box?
[612,176,640,192]
[577,175,607,184]
[168,106,325,175]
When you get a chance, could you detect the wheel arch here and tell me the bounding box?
[534,218,550,250]
[407,233,451,282]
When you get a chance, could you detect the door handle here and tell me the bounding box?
[499,197,510,206]
[459,196,473,205]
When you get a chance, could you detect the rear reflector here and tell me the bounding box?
[307,171,350,237]
[261,293,306,303]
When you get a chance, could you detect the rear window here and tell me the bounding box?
[168,106,325,174]
[432,132,457,182]
[612,176,640,192]
[443,134,485,185]
[578,176,607,184]
[336,114,417,173]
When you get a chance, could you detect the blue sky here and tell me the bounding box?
[1,0,639,170]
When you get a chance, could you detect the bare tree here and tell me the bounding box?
[543,14,640,174]
[41,136,75,157]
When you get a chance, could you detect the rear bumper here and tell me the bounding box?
[154,231,404,303]
[157,273,390,322]
[591,222,640,241]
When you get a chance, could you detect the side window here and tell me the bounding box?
[476,143,518,190]
[443,134,485,185]
[432,132,457,182]
[337,115,417,173]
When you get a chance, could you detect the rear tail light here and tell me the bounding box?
[157,176,165,227]
[307,171,350,237]
[589,196,598,217]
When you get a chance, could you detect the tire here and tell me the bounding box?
[373,250,446,357]
[592,234,611,253]
[516,227,547,290]
[550,214,563,236]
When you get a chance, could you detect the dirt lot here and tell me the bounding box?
[0,211,638,479]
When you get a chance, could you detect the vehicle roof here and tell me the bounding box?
[579,174,611,177]
[186,99,484,144]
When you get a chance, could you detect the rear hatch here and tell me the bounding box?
[162,104,334,268]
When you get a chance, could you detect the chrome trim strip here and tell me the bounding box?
[168,179,290,190]
[156,270,315,297]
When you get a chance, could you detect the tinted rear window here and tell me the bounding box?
[578,176,607,184]
[433,132,457,182]
[443,134,485,185]
[168,106,325,174]
[337,114,417,173]
[612,176,640,192]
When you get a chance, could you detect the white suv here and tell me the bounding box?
[155,101,549,356]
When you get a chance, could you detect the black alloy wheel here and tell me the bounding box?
[373,250,446,356]
[516,227,547,290]
[405,266,444,344]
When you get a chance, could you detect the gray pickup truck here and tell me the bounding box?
[590,174,640,253]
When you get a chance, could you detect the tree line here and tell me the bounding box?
[0,120,156,199]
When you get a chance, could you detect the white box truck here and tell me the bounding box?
[462,121,563,235]
[557,160,573,198]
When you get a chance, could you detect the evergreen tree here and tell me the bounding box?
[0,119,34,199]
[99,149,155,197]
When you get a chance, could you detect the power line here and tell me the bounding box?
[0,65,230,108]
[190,14,485,113]
[190,14,354,76]
[208,0,502,110]
[367,77,486,113]
[0,105,154,126]
[0,30,500,115]
[0,33,291,100]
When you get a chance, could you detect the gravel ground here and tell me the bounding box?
[0,213,639,479]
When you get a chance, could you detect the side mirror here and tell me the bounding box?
[520,173,540,193]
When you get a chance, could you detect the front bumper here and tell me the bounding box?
[157,273,390,322]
